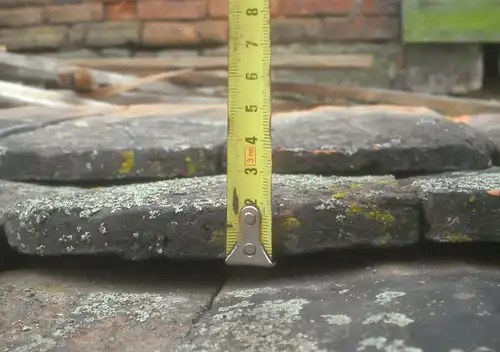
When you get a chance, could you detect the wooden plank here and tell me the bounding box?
[0,52,190,96]
[85,69,194,99]
[403,0,500,43]
[0,80,112,108]
[101,92,314,113]
[171,72,500,116]
[61,55,374,71]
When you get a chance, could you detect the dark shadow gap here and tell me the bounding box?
[0,233,25,271]
[483,44,500,90]
[456,44,500,99]
[5,242,500,283]
[13,176,209,189]
[224,241,500,282]
[18,167,492,189]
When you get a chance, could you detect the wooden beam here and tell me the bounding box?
[171,72,500,116]
[61,55,374,71]
[403,0,500,43]
[0,80,112,108]
[86,69,194,99]
[0,52,190,96]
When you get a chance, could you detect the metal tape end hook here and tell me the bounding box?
[225,205,274,267]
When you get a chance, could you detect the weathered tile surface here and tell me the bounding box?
[271,106,494,176]
[450,114,500,165]
[2,101,500,351]
[0,104,227,182]
[405,168,500,243]
[0,105,111,138]
[0,180,81,219]
[3,174,420,259]
[0,263,223,352]
[179,262,500,351]
[0,104,496,183]
[0,180,81,267]
[1,104,500,259]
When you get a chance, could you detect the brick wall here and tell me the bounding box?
[0,0,400,51]
[0,0,484,96]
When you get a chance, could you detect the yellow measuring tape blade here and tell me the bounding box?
[226,0,273,265]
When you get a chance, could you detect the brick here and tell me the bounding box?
[362,0,399,15]
[0,7,43,27]
[100,47,132,57]
[321,17,399,41]
[137,0,206,20]
[0,0,51,6]
[208,0,280,18]
[85,21,141,47]
[45,3,104,24]
[43,49,99,59]
[141,20,227,46]
[53,0,83,4]
[270,43,401,88]
[393,44,482,94]
[271,18,322,44]
[281,0,353,16]
[142,22,199,46]
[0,26,67,50]
[197,20,227,44]
[106,1,137,21]
[67,22,87,45]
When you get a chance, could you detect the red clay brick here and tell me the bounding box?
[362,0,399,15]
[271,18,322,43]
[85,21,141,46]
[0,7,43,27]
[0,25,68,50]
[142,20,228,46]
[208,0,280,18]
[0,0,51,6]
[45,3,104,23]
[197,20,227,43]
[281,0,354,16]
[137,0,206,20]
[321,17,399,41]
[106,1,137,20]
[142,22,200,46]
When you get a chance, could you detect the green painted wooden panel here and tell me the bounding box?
[403,0,500,43]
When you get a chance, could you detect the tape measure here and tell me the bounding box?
[225,0,274,267]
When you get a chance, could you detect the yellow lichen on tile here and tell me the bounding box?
[347,203,395,227]
[283,217,301,229]
[185,155,206,176]
[118,150,134,175]
[442,233,472,243]
[210,228,225,245]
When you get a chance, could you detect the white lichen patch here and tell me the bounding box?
[180,298,318,351]
[474,347,495,352]
[4,172,405,257]
[322,314,352,325]
[80,232,91,242]
[363,312,414,327]
[357,337,422,352]
[6,289,204,352]
[9,334,58,352]
[72,292,189,324]
[8,174,398,224]
[222,286,279,299]
[7,176,229,225]
[375,291,407,305]
[409,171,500,198]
